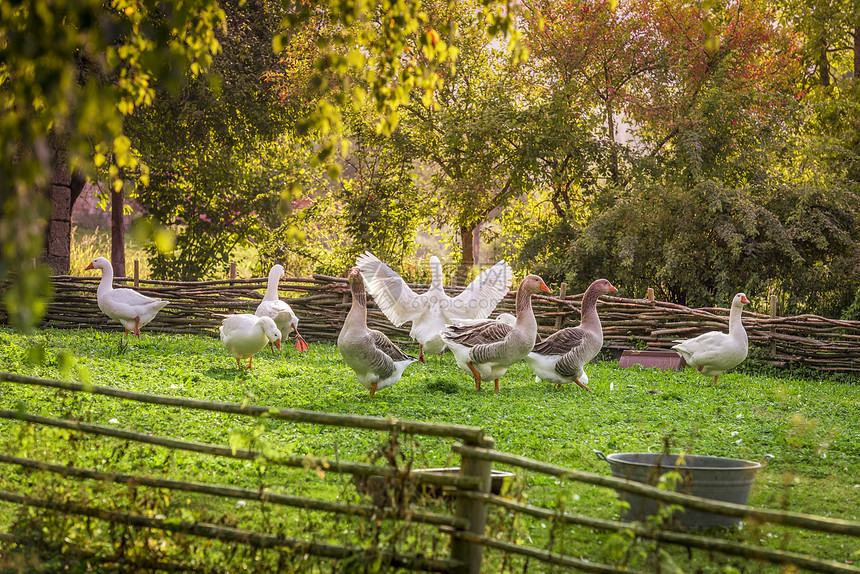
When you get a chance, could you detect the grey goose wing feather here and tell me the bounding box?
[531,328,587,356]
[444,320,514,347]
[555,350,587,379]
[371,330,416,363]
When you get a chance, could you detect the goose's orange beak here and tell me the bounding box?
[274,338,282,351]
[85,263,94,271]
[741,295,750,304]
[540,281,551,293]
[609,284,618,292]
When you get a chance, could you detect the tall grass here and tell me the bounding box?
[71,226,262,280]
[70,226,153,278]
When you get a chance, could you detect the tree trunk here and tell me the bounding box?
[472,222,481,266]
[456,225,475,285]
[45,132,72,274]
[607,102,619,185]
[854,26,859,80]
[819,45,830,86]
[70,169,87,208]
[111,187,126,278]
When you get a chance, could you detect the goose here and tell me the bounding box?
[338,267,417,397]
[255,264,309,352]
[526,278,617,391]
[441,274,550,392]
[220,314,282,369]
[84,257,168,337]
[671,293,750,385]
[356,252,512,363]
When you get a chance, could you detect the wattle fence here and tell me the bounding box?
[4,273,860,374]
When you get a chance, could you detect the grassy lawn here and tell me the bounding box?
[0,327,858,572]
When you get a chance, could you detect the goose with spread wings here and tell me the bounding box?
[356,252,513,363]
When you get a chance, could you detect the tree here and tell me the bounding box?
[507,0,843,307]
[1,0,224,330]
[1,0,519,329]
[126,0,296,280]
[338,118,424,266]
[563,59,860,314]
[631,0,800,159]
[524,0,663,185]
[778,0,858,87]
[256,116,424,276]
[399,0,531,280]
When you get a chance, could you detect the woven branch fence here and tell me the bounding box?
[4,273,860,374]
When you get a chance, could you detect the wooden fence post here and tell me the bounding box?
[229,262,237,283]
[133,259,139,288]
[647,288,655,303]
[770,294,778,356]
[451,436,494,574]
[554,282,567,330]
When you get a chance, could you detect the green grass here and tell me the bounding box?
[0,327,859,572]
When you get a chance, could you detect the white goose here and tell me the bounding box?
[441,275,550,392]
[255,264,309,352]
[338,267,417,397]
[356,252,512,363]
[220,314,282,369]
[526,279,617,391]
[672,293,750,385]
[85,257,168,337]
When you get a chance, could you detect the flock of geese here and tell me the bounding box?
[84,254,750,395]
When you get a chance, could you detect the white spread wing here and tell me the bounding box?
[447,260,513,321]
[356,252,422,327]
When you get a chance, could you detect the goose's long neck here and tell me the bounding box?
[345,282,367,328]
[728,301,746,338]
[429,257,443,290]
[514,287,537,332]
[97,265,114,298]
[579,286,603,331]
[263,270,280,301]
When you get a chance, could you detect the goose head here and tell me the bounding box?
[259,316,282,350]
[592,278,618,296]
[520,274,551,294]
[735,293,750,305]
[348,266,363,287]
[270,264,286,280]
[85,257,111,272]
[587,279,618,297]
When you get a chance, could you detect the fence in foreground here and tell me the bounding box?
[1,372,858,573]
[6,273,858,374]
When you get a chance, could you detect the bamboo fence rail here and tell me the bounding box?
[1,274,859,373]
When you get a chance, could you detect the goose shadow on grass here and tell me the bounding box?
[204,365,254,381]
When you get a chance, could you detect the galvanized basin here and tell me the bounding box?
[595,451,772,530]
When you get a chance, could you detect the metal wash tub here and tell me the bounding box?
[595,451,773,530]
